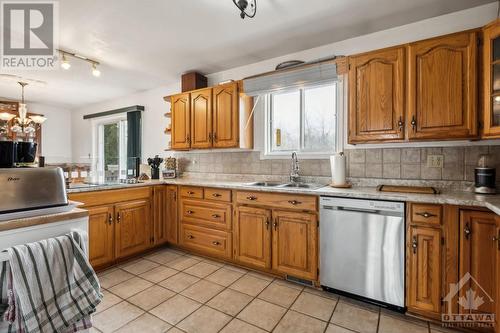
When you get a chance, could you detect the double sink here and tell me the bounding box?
[246,181,325,190]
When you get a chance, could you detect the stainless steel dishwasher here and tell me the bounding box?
[319,196,405,311]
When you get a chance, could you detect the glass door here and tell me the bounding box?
[483,19,500,138]
[96,119,128,182]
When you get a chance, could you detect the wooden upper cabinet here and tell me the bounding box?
[272,210,317,281]
[234,206,272,270]
[459,210,498,321]
[407,31,478,140]
[213,82,239,148]
[87,205,114,268]
[166,185,179,244]
[407,225,442,318]
[115,199,151,259]
[348,46,406,143]
[190,88,213,149]
[482,19,500,138]
[171,93,191,149]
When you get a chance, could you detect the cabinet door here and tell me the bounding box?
[171,93,191,150]
[459,210,498,318]
[166,185,178,244]
[191,88,213,149]
[348,46,405,143]
[213,82,239,148]
[272,210,317,280]
[407,225,442,317]
[482,20,500,138]
[115,199,152,259]
[408,31,477,140]
[153,186,168,245]
[234,206,271,270]
[87,205,115,268]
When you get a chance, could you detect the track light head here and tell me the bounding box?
[92,63,101,77]
[61,54,71,70]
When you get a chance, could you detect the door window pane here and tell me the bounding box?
[493,95,500,127]
[494,37,500,62]
[494,64,500,92]
[304,84,336,151]
[271,90,300,151]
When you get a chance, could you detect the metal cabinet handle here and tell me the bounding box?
[212,214,220,218]
[186,134,191,143]
[212,193,222,197]
[187,191,195,195]
[187,235,194,239]
[116,212,121,223]
[288,200,301,205]
[464,223,471,240]
[212,241,220,246]
[246,196,257,201]
[397,117,404,132]
[416,212,436,218]
[493,230,500,251]
[411,116,417,131]
[208,133,213,142]
[213,132,218,142]
[412,236,418,254]
[273,218,278,231]
[266,218,270,230]
[108,213,113,225]
[187,210,194,215]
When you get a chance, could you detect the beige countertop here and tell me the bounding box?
[0,207,89,232]
[67,178,500,215]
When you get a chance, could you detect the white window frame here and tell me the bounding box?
[262,78,344,159]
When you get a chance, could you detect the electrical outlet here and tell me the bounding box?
[426,154,444,168]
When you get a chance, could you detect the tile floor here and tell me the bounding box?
[91,247,461,333]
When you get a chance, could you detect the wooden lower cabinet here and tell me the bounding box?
[165,185,179,244]
[153,185,179,245]
[407,225,442,318]
[180,224,232,259]
[234,206,272,270]
[115,199,152,259]
[86,205,115,268]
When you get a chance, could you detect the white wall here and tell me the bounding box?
[70,3,497,162]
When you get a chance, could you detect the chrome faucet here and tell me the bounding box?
[290,151,300,183]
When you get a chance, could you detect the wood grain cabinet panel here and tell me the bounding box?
[459,210,498,323]
[348,46,406,143]
[407,31,477,140]
[153,185,168,245]
[180,224,232,259]
[171,93,191,149]
[234,206,272,270]
[166,185,179,244]
[87,205,115,268]
[115,199,151,259]
[190,88,213,149]
[213,82,239,148]
[272,210,317,281]
[180,199,232,230]
[407,225,442,317]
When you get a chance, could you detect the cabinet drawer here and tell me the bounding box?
[204,188,231,202]
[180,224,232,259]
[180,186,204,199]
[410,203,442,225]
[181,199,231,230]
[236,191,317,211]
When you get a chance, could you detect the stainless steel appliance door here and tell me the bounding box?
[320,206,404,307]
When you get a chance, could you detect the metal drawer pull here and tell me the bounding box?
[288,200,301,205]
[212,241,220,246]
[116,213,121,223]
[266,218,270,230]
[464,223,471,240]
[212,193,222,197]
[108,213,113,225]
[412,236,418,254]
[212,214,220,218]
[495,231,500,250]
[246,196,257,200]
[416,212,437,218]
[273,218,278,231]
[187,235,194,239]
[187,210,194,214]
[187,191,195,195]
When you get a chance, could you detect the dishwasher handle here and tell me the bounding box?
[322,205,380,214]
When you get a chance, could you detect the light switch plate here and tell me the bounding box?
[427,154,444,168]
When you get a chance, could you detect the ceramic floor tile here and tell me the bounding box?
[219,319,266,333]
[183,262,220,278]
[291,292,337,321]
[229,274,271,297]
[114,313,172,333]
[206,288,253,316]
[108,276,153,299]
[272,279,304,291]
[236,298,287,331]
[257,282,301,308]
[140,265,179,283]
[145,250,183,265]
[205,267,244,287]
[325,324,357,333]
[246,271,275,282]
[95,289,122,314]
[93,301,144,333]
[330,301,379,333]
[150,294,202,325]
[159,272,201,293]
[120,258,160,275]
[222,264,248,274]
[166,256,201,271]
[378,315,429,333]
[273,310,327,333]
[339,296,380,313]
[201,258,225,267]
[128,285,176,310]
[98,269,134,289]
[303,287,339,300]
[180,280,225,303]
[167,328,185,333]
[177,305,232,333]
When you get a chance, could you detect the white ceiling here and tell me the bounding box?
[0,0,495,108]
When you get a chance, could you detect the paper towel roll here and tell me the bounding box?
[330,153,346,185]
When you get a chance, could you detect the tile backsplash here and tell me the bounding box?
[173,145,500,184]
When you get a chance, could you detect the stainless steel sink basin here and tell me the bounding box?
[280,182,324,189]
[246,181,284,187]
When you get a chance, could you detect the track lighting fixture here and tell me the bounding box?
[58,49,101,77]
[233,0,256,19]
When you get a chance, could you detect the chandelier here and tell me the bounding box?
[11,82,46,137]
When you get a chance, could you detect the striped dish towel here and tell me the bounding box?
[0,231,103,333]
